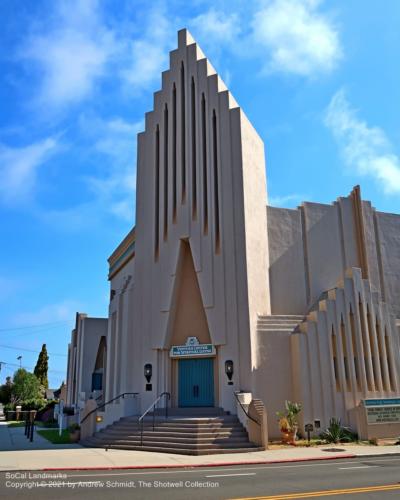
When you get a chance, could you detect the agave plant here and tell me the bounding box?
[321,417,352,444]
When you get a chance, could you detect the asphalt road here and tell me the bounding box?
[1,456,400,499]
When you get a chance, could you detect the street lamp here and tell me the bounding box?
[17,356,22,368]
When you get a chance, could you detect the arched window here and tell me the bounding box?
[180,62,186,203]
[191,77,197,218]
[201,93,208,234]
[340,316,350,391]
[385,328,395,391]
[349,306,361,391]
[212,109,220,253]
[163,104,169,240]
[172,83,177,222]
[154,125,160,260]
[331,326,340,392]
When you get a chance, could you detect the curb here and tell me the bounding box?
[42,453,358,471]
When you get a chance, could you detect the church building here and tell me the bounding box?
[66,29,400,452]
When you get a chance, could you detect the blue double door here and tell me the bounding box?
[178,358,214,407]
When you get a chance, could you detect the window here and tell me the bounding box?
[201,93,208,234]
[331,327,340,392]
[191,77,197,218]
[164,104,169,240]
[172,84,177,222]
[154,125,160,259]
[180,62,186,203]
[212,109,220,252]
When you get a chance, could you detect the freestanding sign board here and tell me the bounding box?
[364,398,400,425]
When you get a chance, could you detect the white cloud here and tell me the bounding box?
[120,7,173,93]
[0,276,20,302]
[190,9,241,44]
[325,89,400,194]
[34,115,140,229]
[0,137,59,204]
[81,115,142,221]
[269,193,307,207]
[22,0,116,108]
[252,0,342,76]
[11,300,79,327]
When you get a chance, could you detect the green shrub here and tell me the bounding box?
[321,417,355,443]
[21,399,47,411]
[276,400,302,432]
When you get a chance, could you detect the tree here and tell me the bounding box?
[34,344,49,388]
[12,369,42,404]
[0,376,13,404]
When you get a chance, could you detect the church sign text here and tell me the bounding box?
[170,336,216,358]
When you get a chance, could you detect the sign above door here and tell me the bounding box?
[170,336,216,358]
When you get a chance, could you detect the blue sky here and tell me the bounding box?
[0,0,399,388]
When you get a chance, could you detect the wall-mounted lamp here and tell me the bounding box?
[144,363,152,383]
[96,415,103,423]
[225,360,234,383]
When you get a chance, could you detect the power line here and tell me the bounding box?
[0,360,65,374]
[0,320,70,333]
[0,344,67,357]
[8,325,73,339]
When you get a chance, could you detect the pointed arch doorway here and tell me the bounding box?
[167,241,218,408]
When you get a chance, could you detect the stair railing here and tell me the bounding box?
[80,392,139,425]
[233,391,260,426]
[138,392,170,446]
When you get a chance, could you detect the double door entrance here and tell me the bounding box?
[178,358,214,407]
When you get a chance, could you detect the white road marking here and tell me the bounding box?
[339,465,379,470]
[62,457,400,478]
[205,473,256,478]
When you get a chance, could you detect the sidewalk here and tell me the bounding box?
[0,422,399,472]
[0,421,81,451]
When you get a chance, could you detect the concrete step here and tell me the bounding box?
[89,436,251,447]
[257,321,302,326]
[111,425,245,434]
[81,439,263,455]
[122,415,238,423]
[118,419,242,426]
[108,421,244,428]
[257,327,299,332]
[100,427,246,438]
[85,435,257,449]
[97,432,249,443]
[258,315,304,320]
[82,412,258,455]
[149,407,227,417]
[258,317,303,321]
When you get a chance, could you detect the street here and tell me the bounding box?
[1,456,400,499]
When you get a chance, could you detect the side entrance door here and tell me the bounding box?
[178,358,214,407]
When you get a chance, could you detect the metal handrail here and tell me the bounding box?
[80,392,139,425]
[138,392,170,446]
[233,391,260,426]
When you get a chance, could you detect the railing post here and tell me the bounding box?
[140,419,143,447]
[153,404,155,431]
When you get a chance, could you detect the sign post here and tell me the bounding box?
[305,423,314,446]
[58,400,64,437]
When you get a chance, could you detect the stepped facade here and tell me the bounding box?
[66,29,400,450]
